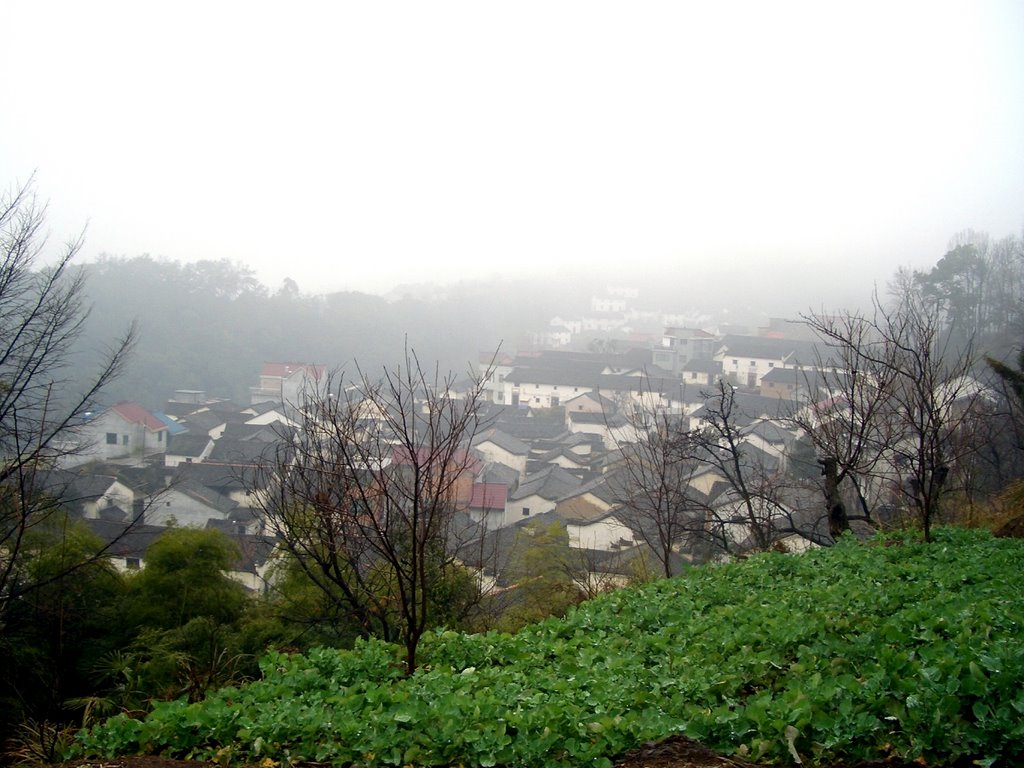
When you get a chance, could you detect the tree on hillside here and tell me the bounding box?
[691,380,782,551]
[498,520,580,630]
[802,280,982,541]
[915,230,1024,357]
[613,400,705,577]
[793,309,900,532]
[0,179,135,629]
[117,527,251,703]
[251,349,494,673]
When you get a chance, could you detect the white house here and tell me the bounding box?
[68,402,169,467]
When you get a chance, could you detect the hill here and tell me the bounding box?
[71,529,1024,767]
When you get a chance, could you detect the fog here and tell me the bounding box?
[2,1,1022,303]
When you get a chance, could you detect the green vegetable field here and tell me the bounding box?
[73,529,1024,766]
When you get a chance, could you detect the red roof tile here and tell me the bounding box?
[470,483,508,510]
[111,402,166,431]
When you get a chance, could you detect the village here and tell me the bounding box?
[45,285,898,601]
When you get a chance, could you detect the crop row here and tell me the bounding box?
[74,529,1024,766]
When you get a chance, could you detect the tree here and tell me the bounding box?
[0,179,135,628]
[691,380,781,552]
[802,281,982,541]
[794,308,900,532]
[498,520,580,630]
[252,349,493,673]
[0,515,126,742]
[613,400,704,577]
[117,528,251,704]
[122,528,247,632]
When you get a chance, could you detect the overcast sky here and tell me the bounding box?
[2,1,1022,299]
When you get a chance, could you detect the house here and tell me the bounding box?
[714,335,822,389]
[472,429,530,478]
[84,518,279,590]
[508,465,583,520]
[759,366,849,402]
[687,391,798,432]
[144,478,240,528]
[250,362,326,407]
[164,433,215,467]
[174,461,263,509]
[652,327,718,375]
[68,401,169,467]
[562,390,617,415]
[568,411,633,449]
[551,475,632,551]
[467,482,510,530]
[681,358,724,389]
[37,469,135,521]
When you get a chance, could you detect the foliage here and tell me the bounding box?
[122,528,248,631]
[74,529,1024,767]
[497,521,581,630]
[0,516,127,739]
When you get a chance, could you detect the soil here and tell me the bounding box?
[49,735,930,768]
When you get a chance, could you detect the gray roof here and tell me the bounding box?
[208,438,278,464]
[476,461,521,488]
[174,478,240,515]
[174,461,255,491]
[472,428,530,456]
[745,419,797,446]
[509,465,583,502]
[167,433,213,457]
[689,391,798,427]
[716,334,822,363]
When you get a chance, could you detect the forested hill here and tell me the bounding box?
[73,257,581,408]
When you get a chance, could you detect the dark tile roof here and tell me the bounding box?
[208,438,279,464]
[716,335,822,363]
[167,433,213,457]
[509,465,583,502]
[472,428,530,456]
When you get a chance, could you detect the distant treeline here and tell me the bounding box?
[74,256,587,408]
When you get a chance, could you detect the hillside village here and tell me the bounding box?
[44,289,911,599]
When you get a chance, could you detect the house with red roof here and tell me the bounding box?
[67,401,169,466]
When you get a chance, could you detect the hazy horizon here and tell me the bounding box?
[3,2,1022,301]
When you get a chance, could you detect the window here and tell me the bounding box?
[768,362,775,368]
[106,433,117,445]
[125,557,140,570]
[522,507,530,516]
[158,431,164,442]
[122,434,129,445]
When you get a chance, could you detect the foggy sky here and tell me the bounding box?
[2,1,1022,303]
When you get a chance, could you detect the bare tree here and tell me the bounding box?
[691,379,780,551]
[253,349,493,673]
[0,178,136,625]
[613,402,705,577]
[800,284,982,541]
[882,283,982,540]
[793,309,900,533]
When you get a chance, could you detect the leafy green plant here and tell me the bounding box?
[72,529,1024,766]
